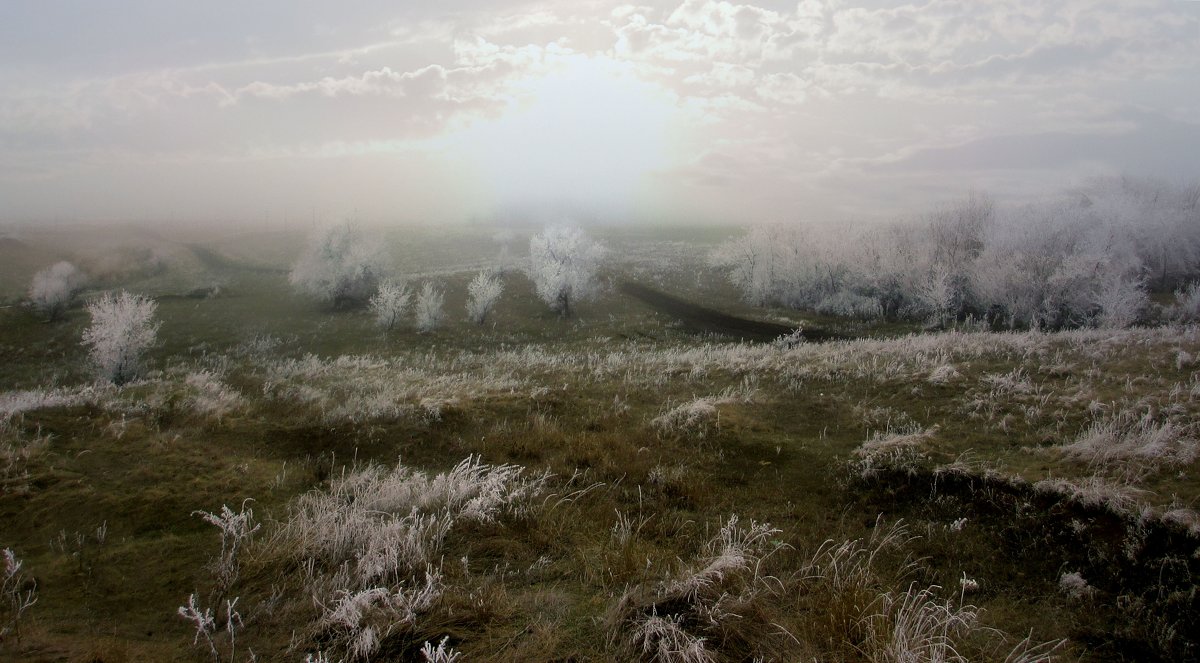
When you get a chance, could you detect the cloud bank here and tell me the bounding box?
[1,0,1198,224]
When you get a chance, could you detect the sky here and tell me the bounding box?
[1,0,1199,226]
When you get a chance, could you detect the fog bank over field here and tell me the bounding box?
[3,1,1200,225]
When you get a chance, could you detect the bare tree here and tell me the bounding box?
[528,225,604,317]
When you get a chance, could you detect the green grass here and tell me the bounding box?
[1,227,1198,661]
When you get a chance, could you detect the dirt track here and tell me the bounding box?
[619,281,840,342]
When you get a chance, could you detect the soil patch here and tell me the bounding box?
[619,281,841,342]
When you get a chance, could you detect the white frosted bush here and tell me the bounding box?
[465,271,503,325]
[628,612,713,663]
[81,290,159,384]
[29,261,85,321]
[369,280,411,331]
[1058,571,1095,600]
[529,225,604,316]
[652,398,718,439]
[1095,274,1147,328]
[1059,413,1197,474]
[927,365,960,385]
[278,456,545,660]
[414,282,445,333]
[815,290,883,320]
[290,222,384,308]
[1171,281,1200,322]
[712,181,1193,329]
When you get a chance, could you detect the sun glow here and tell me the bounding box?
[442,53,682,211]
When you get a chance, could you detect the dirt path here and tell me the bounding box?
[618,281,841,342]
[186,243,288,275]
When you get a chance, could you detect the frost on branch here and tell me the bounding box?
[29,261,85,321]
[369,280,411,331]
[529,224,604,316]
[465,270,503,325]
[414,282,445,333]
[81,290,159,385]
[289,221,384,309]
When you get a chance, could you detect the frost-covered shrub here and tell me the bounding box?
[277,456,547,660]
[283,456,548,583]
[414,282,445,333]
[2,547,37,642]
[613,515,780,662]
[290,222,384,308]
[82,290,159,384]
[927,365,960,385]
[369,280,411,331]
[1170,281,1200,322]
[183,370,243,421]
[529,225,604,316]
[815,290,883,320]
[465,271,503,325]
[712,181,1196,329]
[652,397,719,439]
[1095,274,1148,328]
[628,612,712,663]
[1058,571,1095,600]
[29,261,85,321]
[1059,413,1197,475]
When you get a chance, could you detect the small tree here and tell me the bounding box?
[369,280,412,331]
[528,225,604,316]
[414,282,445,333]
[1095,274,1147,329]
[465,271,503,325]
[289,222,384,309]
[82,290,159,384]
[29,261,85,321]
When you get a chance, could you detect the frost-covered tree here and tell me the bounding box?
[465,271,503,325]
[710,184,1179,329]
[528,225,604,316]
[369,280,411,331]
[414,282,445,333]
[1095,274,1147,328]
[289,222,384,309]
[82,291,159,384]
[28,261,85,321]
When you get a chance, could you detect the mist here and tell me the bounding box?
[4,1,1200,226]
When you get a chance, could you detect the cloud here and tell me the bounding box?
[2,0,1200,222]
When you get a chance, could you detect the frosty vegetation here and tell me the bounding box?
[270,456,548,659]
[465,270,503,325]
[81,290,159,384]
[369,280,412,331]
[529,224,605,316]
[712,178,1200,329]
[28,261,85,321]
[290,221,384,308]
[2,547,36,642]
[414,282,445,333]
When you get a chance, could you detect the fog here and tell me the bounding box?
[2,1,1200,226]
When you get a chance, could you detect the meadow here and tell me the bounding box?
[1,222,1198,662]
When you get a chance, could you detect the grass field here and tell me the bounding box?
[1,225,1198,662]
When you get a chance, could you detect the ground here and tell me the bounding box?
[1,224,1198,662]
